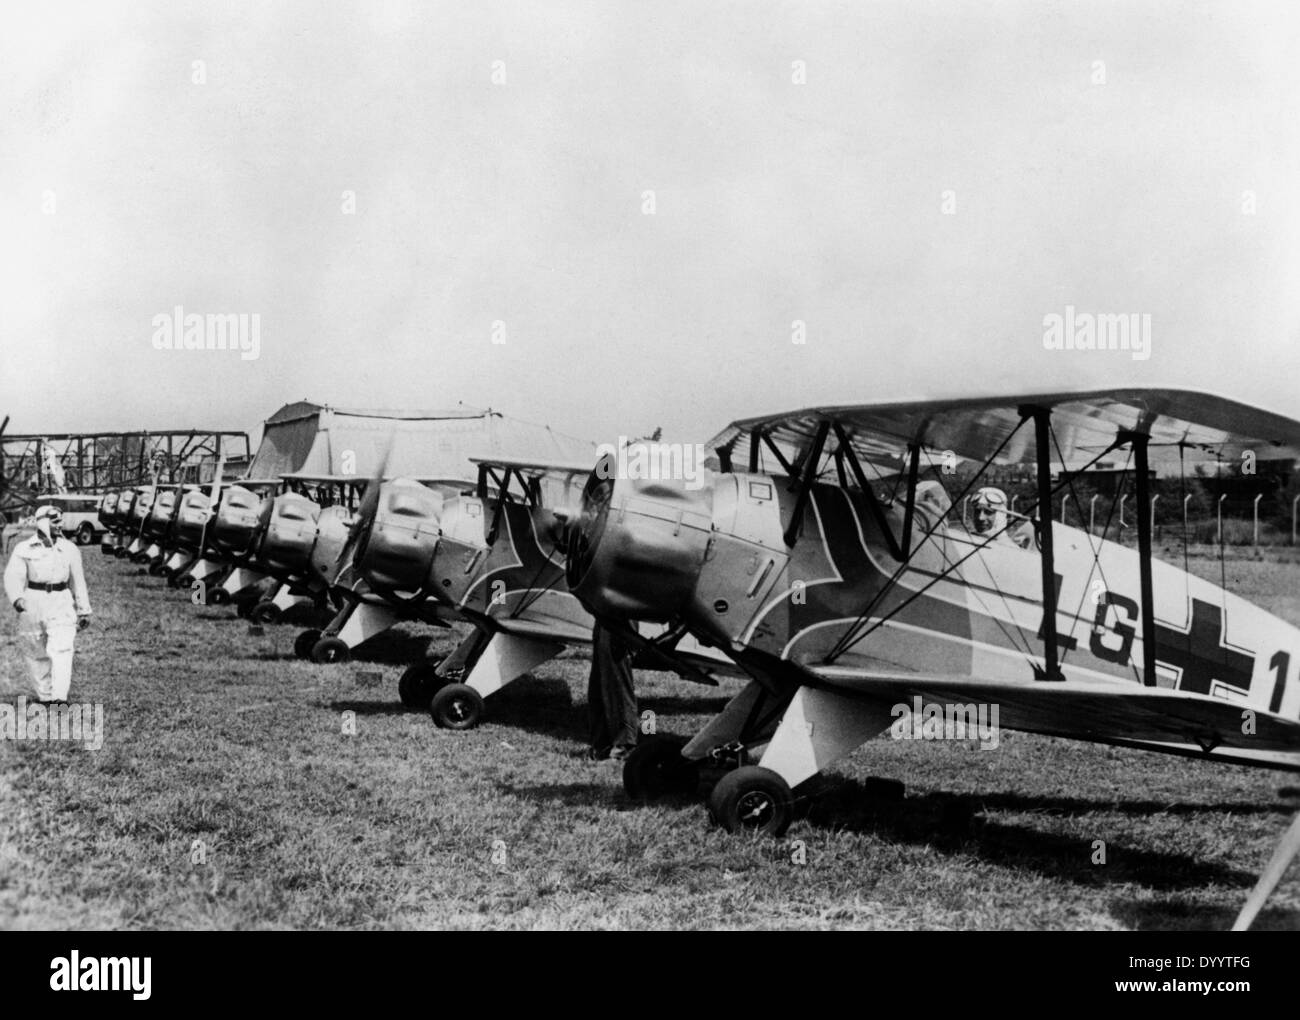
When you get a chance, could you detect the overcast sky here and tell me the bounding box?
[1,0,1297,451]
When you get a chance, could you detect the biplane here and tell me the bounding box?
[564,388,1300,924]
[318,456,732,726]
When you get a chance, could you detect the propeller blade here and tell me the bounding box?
[328,432,395,586]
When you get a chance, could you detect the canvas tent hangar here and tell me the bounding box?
[247,401,596,482]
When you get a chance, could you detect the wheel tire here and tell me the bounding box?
[113,546,129,559]
[250,601,281,625]
[398,662,445,710]
[147,561,166,577]
[707,766,795,837]
[623,737,700,800]
[430,683,484,730]
[310,637,351,664]
[208,587,231,606]
[294,629,322,660]
[76,524,95,546]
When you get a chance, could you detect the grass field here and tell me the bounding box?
[2,549,1299,930]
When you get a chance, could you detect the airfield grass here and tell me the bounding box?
[2,550,1299,930]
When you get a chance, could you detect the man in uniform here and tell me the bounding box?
[4,505,92,704]
[586,621,639,761]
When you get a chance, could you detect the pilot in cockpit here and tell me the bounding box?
[970,486,1033,549]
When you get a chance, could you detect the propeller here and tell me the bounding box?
[328,433,395,586]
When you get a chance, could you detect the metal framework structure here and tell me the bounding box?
[0,417,250,520]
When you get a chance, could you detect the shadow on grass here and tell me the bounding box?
[328,700,416,717]
[801,775,1263,892]
[1109,899,1300,931]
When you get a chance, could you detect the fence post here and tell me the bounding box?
[1254,493,1263,548]
[962,495,971,530]
[1150,495,1159,541]
[1183,493,1192,540]
[1010,494,1019,514]
[1217,494,1227,546]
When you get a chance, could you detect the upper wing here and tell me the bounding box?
[708,387,1300,474]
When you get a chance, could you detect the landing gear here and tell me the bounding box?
[310,637,351,664]
[249,600,281,625]
[623,737,700,799]
[430,683,484,730]
[397,661,446,710]
[113,546,129,558]
[294,629,322,660]
[707,766,795,837]
[147,561,167,577]
[208,588,231,606]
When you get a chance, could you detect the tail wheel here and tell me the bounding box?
[250,601,281,625]
[208,588,231,606]
[397,662,445,710]
[430,683,484,730]
[147,562,166,577]
[311,637,351,664]
[113,547,129,558]
[707,766,795,837]
[294,629,322,659]
[623,737,700,800]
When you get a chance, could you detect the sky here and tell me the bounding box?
[1,0,1297,452]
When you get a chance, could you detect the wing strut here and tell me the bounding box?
[900,443,920,557]
[1027,406,1064,682]
[783,421,830,548]
[1123,430,1159,687]
[831,422,905,562]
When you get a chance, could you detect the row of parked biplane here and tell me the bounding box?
[88,388,1300,927]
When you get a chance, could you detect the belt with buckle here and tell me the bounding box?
[30,581,69,592]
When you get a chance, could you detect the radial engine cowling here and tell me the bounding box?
[173,490,214,551]
[258,492,322,577]
[210,485,273,559]
[355,480,445,593]
[128,486,157,527]
[98,492,120,529]
[565,458,714,623]
[566,460,796,647]
[145,489,178,541]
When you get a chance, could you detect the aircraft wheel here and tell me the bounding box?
[249,600,281,625]
[623,737,699,800]
[76,524,95,546]
[147,561,166,577]
[311,637,351,664]
[294,629,322,659]
[113,546,129,559]
[707,766,795,837]
[175,573,194,588]
[208,588,231,606]
[430,683,484,730]
[398,662,445,710]
[165,573,180,589]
